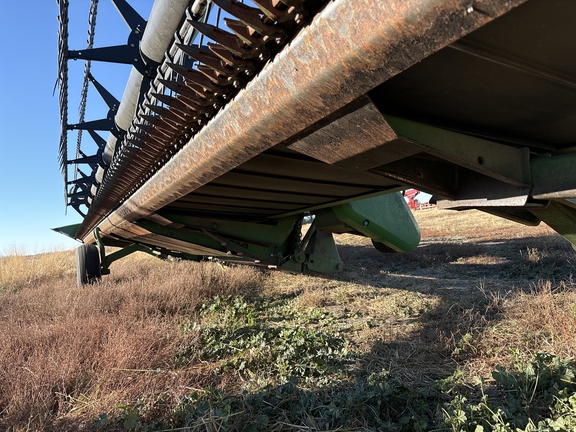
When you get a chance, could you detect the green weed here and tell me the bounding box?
[443,352,576,431]
[92,288,576,432]
[177,295,353,386]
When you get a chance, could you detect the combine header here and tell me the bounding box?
[55,0,576,284]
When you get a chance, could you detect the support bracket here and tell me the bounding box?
[67,27,155,76]
[93,227,159,275]
[383,115,531,188]
[88,130,107,151]
[67,154,102,166]
[67,118,117,136]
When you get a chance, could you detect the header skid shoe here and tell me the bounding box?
[315,193,421,253]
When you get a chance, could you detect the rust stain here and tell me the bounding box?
[84,0,527,241]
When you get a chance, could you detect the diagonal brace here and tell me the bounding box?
[383,115,531,188]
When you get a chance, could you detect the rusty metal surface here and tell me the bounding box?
[370,155,458,199]
[83,0,526,242]
[79,0,323,232]
[288,96,401,170]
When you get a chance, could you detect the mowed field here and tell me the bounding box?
[1,209,576,431]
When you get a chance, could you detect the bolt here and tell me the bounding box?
[363,220,369,226]
[275,33,286,45]
[294,12,305,25]
[244,66,255,77]
[258,51,270,62]
[232,78,242,89]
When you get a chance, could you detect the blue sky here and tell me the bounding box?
[0,1,153,254]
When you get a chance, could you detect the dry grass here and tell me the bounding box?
[414,208,555,242]
[466,279,576,378]
[265,209,576,386]
[0,257,262,431]
[0,250,76,293]
[1,208,576,430]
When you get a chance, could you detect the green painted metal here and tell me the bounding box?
[135,218,295,267]
[92,227,173,275]
[303,230,343,273]
[480,208,540,227]
[157,213,299,246]
[317,193,420,252]
[274,188,404,219]
[137,213,345,273]
[531,153,576,200]
[51,223,81,239]
[92,228,108,274]
[86,195,419,275]
[136,220,228,252]
[528,200,576,248]
[103,243,166,269]
[383,115,531,188]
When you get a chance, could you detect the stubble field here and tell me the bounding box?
[1,208,576,431]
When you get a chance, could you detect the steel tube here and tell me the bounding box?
[115,68,143,132]
[141,0,190,63]
[110,0,191,146]
[82,0,526,241]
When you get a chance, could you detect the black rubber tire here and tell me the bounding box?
[76,244,102,286]
[371,239,398,254]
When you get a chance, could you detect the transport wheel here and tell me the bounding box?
[371,239,398,254]
[76,244,102,286]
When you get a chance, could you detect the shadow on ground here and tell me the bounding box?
[336,234,575,293]
[68,233,576,430]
